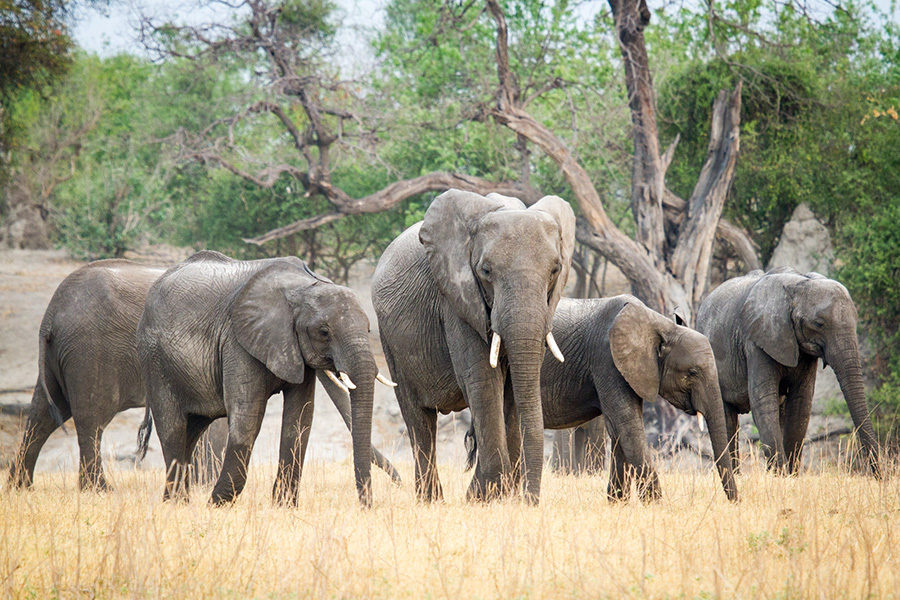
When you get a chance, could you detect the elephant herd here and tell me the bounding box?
[7,189,882,508]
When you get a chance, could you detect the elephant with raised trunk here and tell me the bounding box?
[136,251,397,506]
[373,189,575,503]
[696,268,880,476]
[467,296,738,502]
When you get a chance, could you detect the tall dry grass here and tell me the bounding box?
[2,452,898,599]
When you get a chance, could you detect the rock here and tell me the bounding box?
[767,203,833,275]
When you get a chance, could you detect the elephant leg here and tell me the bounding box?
[550,428,577,475]
[191,418,228,487]
[157,412,191,503]
[607,434,630,502]
[274,380,315,507]
[400,399,442,502]
[9,384,71,489]
[211,406,266,506]
[504,395,523,491]
[606,399,659,502]
[74,421,108,492]
[783,363,817,475]
[583,417,607,475]
[747,356,786,473]
[182,414,216,494]
[724,403,741,475]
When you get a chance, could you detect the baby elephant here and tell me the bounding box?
[137,251,395,507]
[696,268,880,476]
[469,295,738,502]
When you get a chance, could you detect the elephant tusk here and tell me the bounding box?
[339,371,357,390]
[376,372,398,387]
[546,331,564,363]
[489,332,502,368]
[697,413,705,432]
[325,369,349,393]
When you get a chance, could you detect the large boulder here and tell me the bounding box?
[767,203,834,275]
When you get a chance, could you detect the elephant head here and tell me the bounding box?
[418,189,575,500]
[231,261,381,505]
[740,269,880,476]
[610,301,738,501]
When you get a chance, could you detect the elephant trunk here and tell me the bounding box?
[337,342,377,506]
[826,338,881,477]
[696,378,738,501]
[495,295,549,505]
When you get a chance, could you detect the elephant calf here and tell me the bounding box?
[468,295,738,502]
[137,251,397,507]
[696,268,880,476]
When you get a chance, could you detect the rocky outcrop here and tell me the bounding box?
[768,203,833,275]
[0,176,51,250]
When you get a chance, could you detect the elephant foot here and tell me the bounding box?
[80,476,111,493]
[8,466,34,490]
[466,476,506,503]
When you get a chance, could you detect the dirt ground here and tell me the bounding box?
[0,248,476,486]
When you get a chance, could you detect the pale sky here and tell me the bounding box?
[73,0,898,57]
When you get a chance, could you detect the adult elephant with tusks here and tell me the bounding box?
[696,268,881,477]
[373,189,575,504]
[136,250,397,507]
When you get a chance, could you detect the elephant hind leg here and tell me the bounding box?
[400,400,442,503]
[75,421,108,492]
[157,412,190,502]
[9,383,72,488]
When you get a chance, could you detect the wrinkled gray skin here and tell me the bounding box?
[696,268,880,476]
[8,259,399,493]
[137,251,388,507]
[468,296,738,502]
[372,189,575,504]
[8,260,166,491]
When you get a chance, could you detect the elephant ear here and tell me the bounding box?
[232,262,316,384]
[610,301,672,402]
[740,274,799,367]
[419,189,525,341]
[528,195,576,315]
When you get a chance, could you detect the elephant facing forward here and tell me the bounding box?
[696,268,880,476]
[467,296,738,502]
[137,251,396,507]
[373,189,575,504]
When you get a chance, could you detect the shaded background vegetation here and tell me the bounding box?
[2,0,899,441]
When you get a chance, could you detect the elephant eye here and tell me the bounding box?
[688,368,699,378]
[318,328,330,339]
[550,263,561,276]
[480,263,492,277]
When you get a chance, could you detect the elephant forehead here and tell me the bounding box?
[801,279,855,318]
[478,210,558,241]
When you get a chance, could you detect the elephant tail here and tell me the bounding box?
[39,325,67,433]
[464,421,477,472]
[137,404,153,461]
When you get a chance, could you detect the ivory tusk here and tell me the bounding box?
[546,331,564,363]
[325,369,349,393]
[489,332,501,368]
[376,372,398,387]
[697,413,705,432]
[339,371,357,390]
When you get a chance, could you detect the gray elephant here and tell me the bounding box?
[8,259,399,493]
[696,268,880,476]
[136,251,398,506]
[468,295,738,502]
[8,260,166,490]
[372,189,575,503]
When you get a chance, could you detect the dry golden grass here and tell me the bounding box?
[2,455,899,599]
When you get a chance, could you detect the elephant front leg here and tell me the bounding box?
[782,361,817,475]
[747,356,787,473]
[605,399,659,502]
[274,380,315,507]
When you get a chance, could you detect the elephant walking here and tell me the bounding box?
[696,268,880,476]
[468,296,738,502]
[373,190,575,503]
[137,251,396,506]
[8,260,165,490]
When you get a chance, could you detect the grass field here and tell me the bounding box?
[2,454,898,599]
